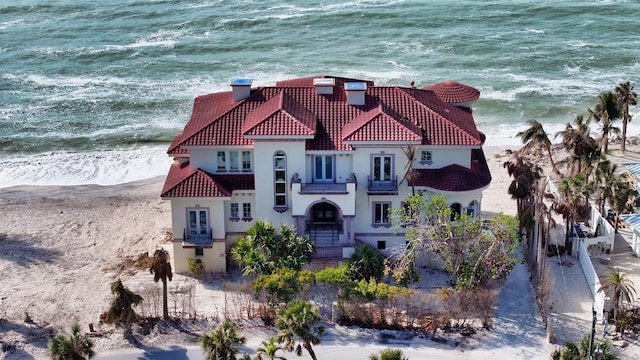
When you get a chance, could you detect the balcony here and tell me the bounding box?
[367,175,398,195]
[300,182,348,194]
[182,228,213,248]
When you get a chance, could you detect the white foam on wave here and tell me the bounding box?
[0,147,173,188]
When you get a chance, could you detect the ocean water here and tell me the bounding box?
[1,0,639,187]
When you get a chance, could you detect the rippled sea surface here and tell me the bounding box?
[1,0,639,186]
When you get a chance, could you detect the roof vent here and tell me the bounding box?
[344,82,367,105]
[230,78,253,102]
[313,78,335,95]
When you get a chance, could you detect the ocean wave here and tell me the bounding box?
[0,147,173,188]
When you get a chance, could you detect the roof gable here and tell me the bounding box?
[243,91,317,137]
[342,103,422,143]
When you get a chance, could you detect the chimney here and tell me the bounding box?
[313,78,335,95]
[230,78,252,101]
[344,82,367,105]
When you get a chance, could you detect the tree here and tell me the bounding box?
[101,279,143,327]
[556,115,599,176]
[49,323,95,360]
[231,220,315,276]
[368,348,409,360]
[199,320,247,360]
[597,267,636,324]
[550,335,619,360]
[554,174,592,247]
[400,144,419,195]
[389,194,520,289]
[149,248,173,320]
[615,81,637,153]
[609,174,638,232]
[254,337,287,360]
[516,119,559,174]
[589,91,620,155]
[276,300,325,360]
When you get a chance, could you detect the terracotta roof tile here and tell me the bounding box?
[422,81,480,104]
[342,104,422,143]
[243,91,316,137]
[161,162,255,198]
[409,149,491,191]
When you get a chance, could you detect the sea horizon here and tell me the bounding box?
[2,0,639,188]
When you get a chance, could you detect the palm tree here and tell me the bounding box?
[556,115,599,176]
[254,337,287,360]
[555,174,592,248]
[516,119,559,174]
[589,91,620,155]
[368,348,409,360]
[276,300,325,360]
[346,244,385,281]
[550,335,619,359]
[199,320,247,360]
[597,267,636,324]
[101,279,143,327]
[50,323,95,360]
[594,160,617,215]
[615,81,637,153]
[610,174,638,232]
[149,248,173,320]
[400,144,418,195]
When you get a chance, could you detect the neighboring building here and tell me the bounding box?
[161,75,491,273]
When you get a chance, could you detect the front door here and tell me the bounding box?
[312,202,336,223]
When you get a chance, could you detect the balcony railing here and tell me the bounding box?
[183,228,213,247]
[299,182,348,194]
[367,175,398,194]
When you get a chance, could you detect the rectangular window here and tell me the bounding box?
[314,155,334,182]
[195,247,204,256]
[188,209,208,235]
[274,153,287,207]
[373,202,391,226]
[377,240,386,250]
[243,203,252,219]
[229,151,239,171]
[230,203,239,219]
[217,151,226,171]
[242,151,251,171]
[372,155,392,181]
[421,150,432,162]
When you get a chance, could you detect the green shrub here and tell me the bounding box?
[187,258,206,278]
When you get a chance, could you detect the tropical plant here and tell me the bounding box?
[389,194,520,289]
[253,267,301,305]
[400,144,419,195]
[597,267,636,324]
[516,119,559,174]
[589,91,620,155]
[554,174,592,247]
[149,248,173,319]
[101,279,143,327]
[199,320,247,360]
[368,348,409,360]
[276,300,325,360]
[556,115,599,176]
[188,257,206,279]
[254,337,287,360]
[610,174,638,232]
[550,335,619,360]
[49,323,95,360]
[594,160,617,215]
[345,244,385,281]
[231,220,315,276]
[615,81,637,153]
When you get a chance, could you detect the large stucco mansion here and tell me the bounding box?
[161,75,491,273]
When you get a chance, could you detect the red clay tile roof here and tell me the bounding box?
[243,91,316,137]
[161,162,255,198]
[276,75,375,87]
[422,81,480,104]
[342,104,422,143]
[409,149,491,191]
[169,76,484,153]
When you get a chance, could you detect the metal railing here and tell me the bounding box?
[367,175,398,193]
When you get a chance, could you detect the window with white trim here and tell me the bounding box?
[242,151,251,171]
[314,155,334,182]
[188,209,208,235]
[242,203,252,220]
[274,151,287,208]
[372,202,391,227]
[217,151,226,171]
[230,202,239,220]
[421,150,432,162]
[229,151,239,171]
[372,154,393,181]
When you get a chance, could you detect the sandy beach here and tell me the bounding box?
[1,144,639,359]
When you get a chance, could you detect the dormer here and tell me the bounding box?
[313,78,335,95]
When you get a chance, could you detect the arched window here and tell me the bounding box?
[450,203,462,221]
[274,151,287,208]
[467,200,478,217]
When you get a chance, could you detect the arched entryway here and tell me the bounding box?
[307,202,342,247]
